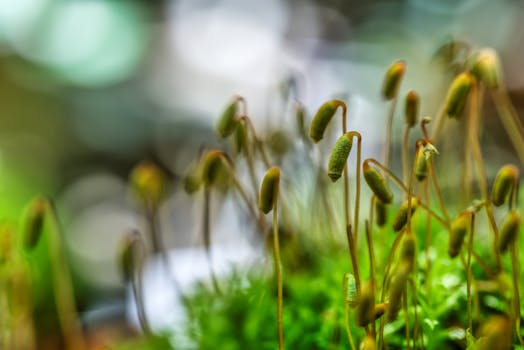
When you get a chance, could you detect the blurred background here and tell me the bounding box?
[1,0,524,348]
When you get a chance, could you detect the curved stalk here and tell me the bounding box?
[272,201,285,350]
[45,201,86,350]
[364,159,449,229]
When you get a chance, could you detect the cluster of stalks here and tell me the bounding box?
[1,44,523,350]
[181,44,523,349]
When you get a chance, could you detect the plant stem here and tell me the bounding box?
[131,242,152,336]
[272,201,285,350]
[45,201,86,350]
[382,97,397,170]
[203,187,222,295]
[466,213,475,332]
[511,241,523,345]
[378,232,403,350]
[403,290,411,350]
[344,303,357,350]
[402,126,410,189]
[469,84,502,271]
[491,88,524,164]
[409,279,419,349]
[429,161,450,223]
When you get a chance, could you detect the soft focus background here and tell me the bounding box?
[1,0,524,347]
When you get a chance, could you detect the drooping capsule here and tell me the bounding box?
[363,162,393,204]
[391,197,419,232]
[200,150,227,186]
[216,98,239,138]
[470,48,503,90]
[259,167,281,214]
[327,133,353,182]
[400,231,416,271]
[491,164,518,207]
[444,72,475,119]
[404,90,419,128]
[375,198,388,227]
[448,211,470,258]
[129,161,169,206]
[382,61,406,100]
[386,262,409,322]
[309,100,343,142]
[356,282,375,327]
[498,210,520,254]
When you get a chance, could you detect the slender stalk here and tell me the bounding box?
[409,279,419,349]
[378,232,403,349]
[238,117,261,202]
[344,303,357,350]
[131,241,151,336]
[402,126,410,188]
[491,88,524,164]
[346,225,361,302]
[430,105,446,142]
[203,187,222,295]
[365,221,377,337]
[429,161,450,222]
[382,97,398,170]
[241,115,272,169]
[469,84,501,271]
[403,290,411,350]
[423,179,432,299]
[45,201,86,350]
[510,241,523,345]
[466,213,475,332]
[353,133,362,248]
[272,201,285,350]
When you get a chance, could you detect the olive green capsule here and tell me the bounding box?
[375,198,388,227]
[23,196,48,251]
[327,133,353,182]
[498,210,520,254]
[491,164,518,207]
[216,98,238,138]
[400,231,416,270]
[259,167,281,214]
[386,262,409,322]
[356,282,375,327]
[404,90,419,127]
[296,104,307,138]
[130,161,169,206]
[182,163,202,194]
[444,72,475,119]
[200,150,227,186]
[343,272,359,308]
[382,60,406,100]
[392,197,419,232]
[363,162,393,204]
[448,211,470,258]
[118,232,140,282]
[309,100,342,142]
[234,118,248,155]
[373,303,388,320]
[477,315,512,350]
[360,335,376,350]
[415,146,429,181]
[470,48,503,90]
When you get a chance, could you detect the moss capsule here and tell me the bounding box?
[363,162,393,204]
[259,167,281,214]
[327,133,353,182]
